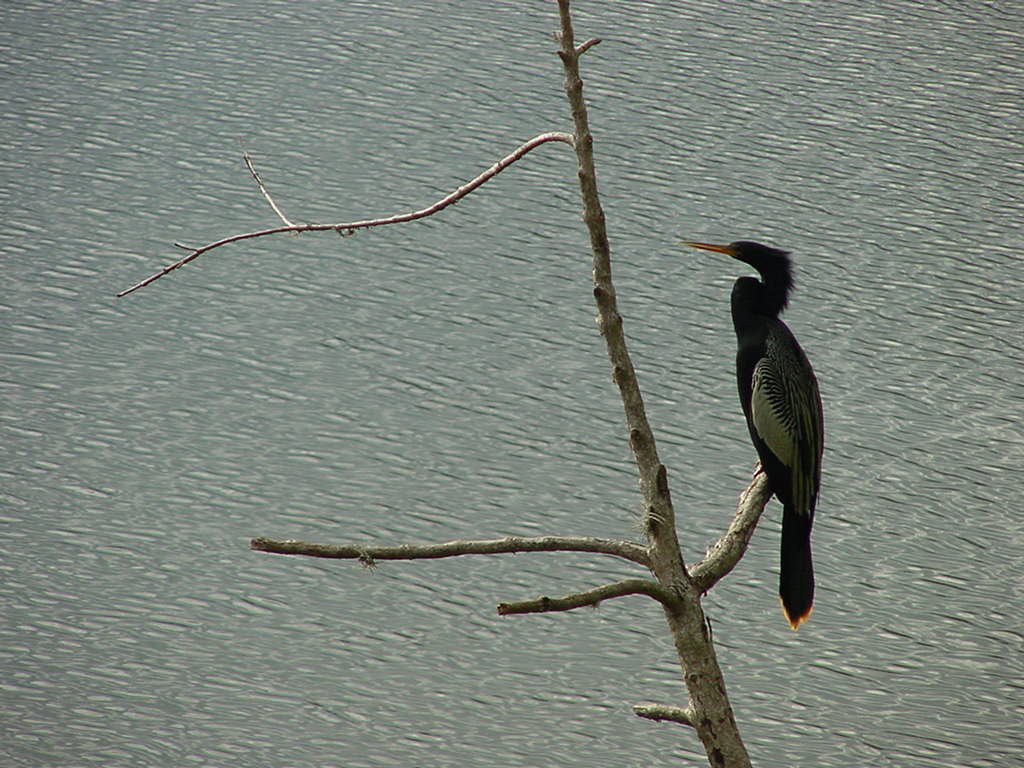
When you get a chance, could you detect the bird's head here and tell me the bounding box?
[684,240,793,314]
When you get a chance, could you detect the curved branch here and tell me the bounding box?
[117,131,575,297]
[497,578,677,615]
[251,534,650,567]
[633,702,696,728]
[689,471,772,593]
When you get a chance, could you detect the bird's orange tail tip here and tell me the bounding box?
[781,600,813,630]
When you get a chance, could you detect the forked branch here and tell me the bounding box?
[117,131,574,297]
[185,3,760,763]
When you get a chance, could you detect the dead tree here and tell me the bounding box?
[119,3,772,766]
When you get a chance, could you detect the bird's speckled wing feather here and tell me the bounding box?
[750,325,823,516]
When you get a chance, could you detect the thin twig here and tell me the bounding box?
[243,151,294,226]
[689,470,772,593]
[633,702,696,728]
[117,131,574,298]
[251,534,651,568]
[498,578,677,615]
[575,37,602,56]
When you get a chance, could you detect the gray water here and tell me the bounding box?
[2,2,1021,766]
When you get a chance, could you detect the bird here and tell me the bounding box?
[685,240,824,629]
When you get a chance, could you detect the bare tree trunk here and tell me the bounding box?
[556,3,752,765]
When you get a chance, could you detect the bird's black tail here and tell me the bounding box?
[780,505,815,629]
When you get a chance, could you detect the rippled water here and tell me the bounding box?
[2,2,1021,766]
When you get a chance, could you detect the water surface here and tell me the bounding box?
[2,2,1021,766]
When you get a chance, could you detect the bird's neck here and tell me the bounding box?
[730,299,770,340]
[757,277,790,317]
[730,275,785,334]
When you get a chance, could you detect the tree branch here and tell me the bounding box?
[243,150,294,226]
[689,470,772,594]
[575,37,602,57]
[251,534,651,567]
[633,702,697,728]
[117,131,574,297]
[498,578,677,615]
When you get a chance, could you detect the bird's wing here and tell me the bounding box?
[750,356,797,467]
[750,332,823,516]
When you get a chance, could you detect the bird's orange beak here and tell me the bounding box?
[683,241,736,256]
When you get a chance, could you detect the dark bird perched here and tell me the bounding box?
[686,240,824,629]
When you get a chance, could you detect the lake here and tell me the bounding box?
[2,1,1021,766]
